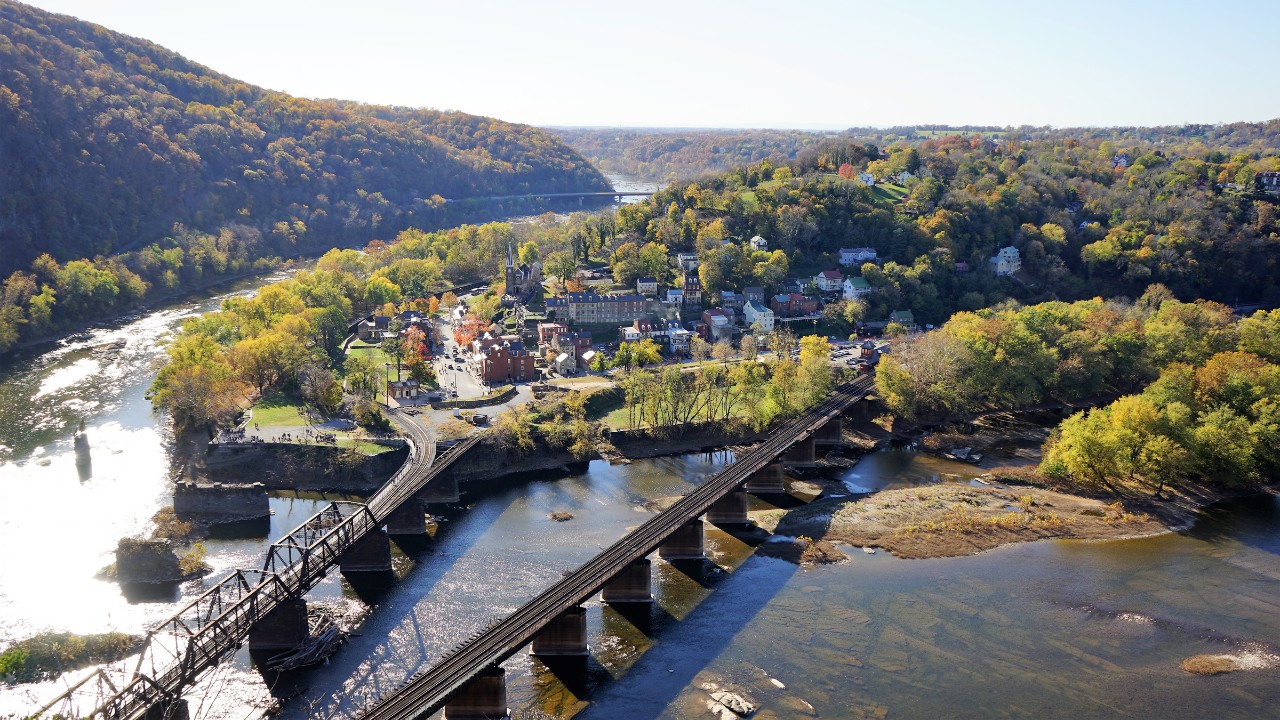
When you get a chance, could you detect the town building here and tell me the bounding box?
[537,322,570,345]
[480,341,536,384]
[1258,171,1280,194]
[743,300,775,333]
[770,292,820,317]
[357,315,392,343]
[990,246,1021,276]
[504,243,542,298]
[546,293,648,324]
[682,274,703,308]
[700,309,734,342]
[743,286,765,305]
[666,288,684,306]
[955,261,970,273]
[665,322,693,354]
[749,235,768,252]
[636,277,658,296]
[888,309,917,331]
[814,269,844,293]
[839,247,878,267]
[551,331,593,362]
[719,290,743,310]
[553,352,577,375]
[843,276,873,300]
[676,252,699,272]
[386,378,420,401]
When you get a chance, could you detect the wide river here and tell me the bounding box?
[2,222,1279,717]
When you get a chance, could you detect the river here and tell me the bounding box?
[2,222,1279,717]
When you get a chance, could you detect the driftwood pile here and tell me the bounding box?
[265,615,347,671]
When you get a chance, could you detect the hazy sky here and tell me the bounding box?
[21,0,1280,129]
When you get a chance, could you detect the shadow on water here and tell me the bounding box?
[1182,493,1280,554]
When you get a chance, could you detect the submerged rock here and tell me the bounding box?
[710,690,756,716]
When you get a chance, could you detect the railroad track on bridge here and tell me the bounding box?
[35,412,475,720]
[360,376,875,719]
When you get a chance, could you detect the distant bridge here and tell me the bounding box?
[444,191,654,204]
[34,414,474,720]
[359,376,876,719]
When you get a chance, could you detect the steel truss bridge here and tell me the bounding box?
[35,412,477,720]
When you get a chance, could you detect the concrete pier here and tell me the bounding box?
[658,519,704,560]
[248,598,308,653]
[602,558,652,604]
[442,666,509,719]
[531,606,588,657]
[418,471,460,504]
[339,529,392,574]
[783,437,816,464]
[706,491,749,525]
[173,482,269,521]
[814,417,843,445]
[743,461,786,494]
[385,501,427,535]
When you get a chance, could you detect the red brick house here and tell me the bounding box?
[480,342,536,384]
[770,292,819,317]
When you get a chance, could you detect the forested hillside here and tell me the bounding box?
[551,127,831,182]
[0,0,608,277]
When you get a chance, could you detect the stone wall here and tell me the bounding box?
[202,443,409,492]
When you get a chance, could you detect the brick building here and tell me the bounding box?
[480,342,536,384]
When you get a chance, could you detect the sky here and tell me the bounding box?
[19,0,1280,129]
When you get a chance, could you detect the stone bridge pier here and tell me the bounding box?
[743,461,786,494]
[601,558,652,604]
[783,436,816,464]
[706,491,749,525]
[385,500,428,535]
[814,416,843,446]
[248,598,308,653]
[531,606,588,657]
[339,529,393,575]
[658,519,704,560]
[442,666,509,719]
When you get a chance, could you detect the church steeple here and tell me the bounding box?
[507,242,515,269]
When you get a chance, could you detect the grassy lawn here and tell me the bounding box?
[739,191,759,212]
[334,439,397,455]
[872,183,908,204]
[250,392,309,429]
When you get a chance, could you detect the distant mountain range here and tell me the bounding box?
[0,0,609,275]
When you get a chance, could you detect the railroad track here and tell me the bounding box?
[361,376,874,719]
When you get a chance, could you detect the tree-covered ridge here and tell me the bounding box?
[551,127,834,182]
[0,0,608,275]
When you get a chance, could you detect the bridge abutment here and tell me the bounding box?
[743,461,786,494]
[442,666,509,719]
[340,529,393,574]
[602,558,652,603]
[248,598,308,653]
[531,606,588,656]
[706,491,749,525]
[418,471,461,504]
[658,519,704,560]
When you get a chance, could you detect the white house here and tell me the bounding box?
[895,171,914,184]
[990,246,1021,276]
[839,247,878,267]
[814,269,844,293]
[857,172,876,186]
[666,288,684,306]
[743,300,775,333]
[676,252,699,272]
[749,235,768,252]
[843,276,873,300]
[636,277,658,296]
[553,352,577,375]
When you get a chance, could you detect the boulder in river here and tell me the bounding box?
[710,690,756,717]
[114,538,184,584]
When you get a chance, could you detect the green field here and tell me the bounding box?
[872,183,908,204]
[250,392,309,429]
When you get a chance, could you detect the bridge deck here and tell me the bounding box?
[37,413,472,720]
[360,376,875,719]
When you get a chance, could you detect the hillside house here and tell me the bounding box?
[743,286,765,305]
[771,292,819,317]
[683,275,703,308]
[1257,171,1280,194]
[720,290,743,310]
[990,246,1021,276]
[843,276,872,300]
[839,247,878,267]
[666,288,684,306]
[858,172,876,186]
[701,309,734,342]
[676,252,699,272]
[888,310,917,331]
[749,235,768,252]
[743,300,775,333]
[636,276,658,296]
[815,269,844,293]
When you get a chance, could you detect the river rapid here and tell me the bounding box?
[1,184,1278,717]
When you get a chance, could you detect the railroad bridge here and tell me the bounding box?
[34,410,470,720]
[360,376,876,720]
